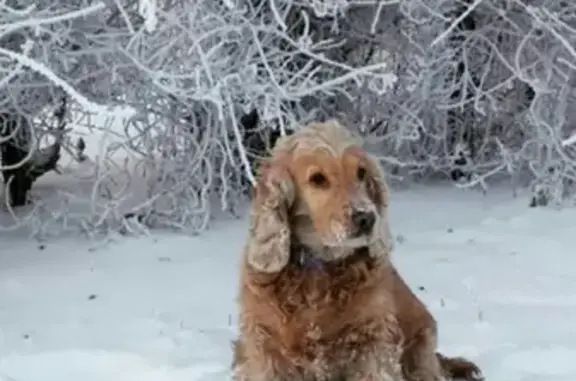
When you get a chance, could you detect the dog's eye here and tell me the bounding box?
[309,172,329,187]
[357,167,367,181]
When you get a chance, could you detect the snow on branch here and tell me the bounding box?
[561,133,576,148]
[138,0,158,33]
[3,0,576,238]
[0,45,135,120]
[0,0,398,237]
[0,2,106,34]
[343,0,576,202]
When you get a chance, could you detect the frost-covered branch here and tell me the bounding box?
[0,2,106,34]
[3,0,576,239]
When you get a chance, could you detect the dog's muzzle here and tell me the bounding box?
[351,209,376,237]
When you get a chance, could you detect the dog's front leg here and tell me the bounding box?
[345,350,406,381]
[401,328,448,381]
[232,339,303,381]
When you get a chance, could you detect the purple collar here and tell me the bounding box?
[297,250,326,270]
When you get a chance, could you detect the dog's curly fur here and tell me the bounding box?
[232,120,483,381]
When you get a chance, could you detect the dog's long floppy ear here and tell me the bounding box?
[245,156,295,273]
[364,155,389,213]
[364,155,394,259]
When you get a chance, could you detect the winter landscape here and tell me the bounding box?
[1,0,576,380]
[3,180,576,381]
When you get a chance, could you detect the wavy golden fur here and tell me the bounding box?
[232,120,483,381]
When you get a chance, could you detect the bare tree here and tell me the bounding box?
[0,0,392,237]
[2,0,576,239]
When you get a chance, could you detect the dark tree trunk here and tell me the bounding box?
[446,1,478,182]
[0,97,67,207]
[1,113,35,206]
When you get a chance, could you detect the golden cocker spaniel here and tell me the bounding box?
[232,120,483,381]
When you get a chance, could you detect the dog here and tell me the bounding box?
[232,120,483,381]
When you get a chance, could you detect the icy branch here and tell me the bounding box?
[0,46,135,119]
[562,134,576,148]
[430,0,485,47]
[0,2,106,34]
[2,0,576,238]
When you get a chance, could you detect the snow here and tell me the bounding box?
[1,184,576,381]
[139,0,158,33]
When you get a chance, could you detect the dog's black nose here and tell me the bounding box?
[351,210,376,234]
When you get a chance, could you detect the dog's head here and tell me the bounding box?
[259,120,390,258]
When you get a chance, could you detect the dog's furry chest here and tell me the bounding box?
[257,265,394,364]
[274,264,370,320]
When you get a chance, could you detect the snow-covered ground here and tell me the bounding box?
[1,184,575,381]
